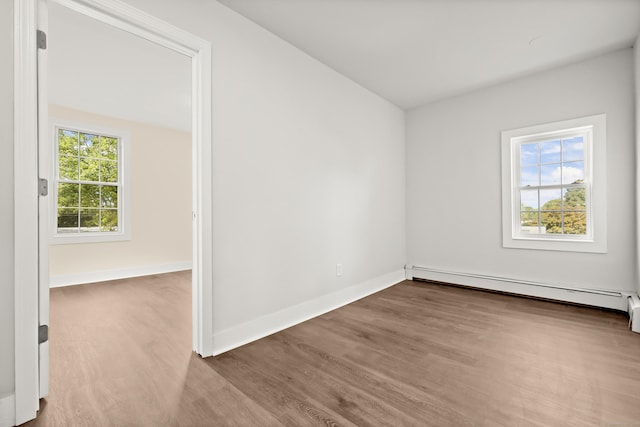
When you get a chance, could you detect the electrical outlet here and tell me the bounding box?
[336,264,343,277]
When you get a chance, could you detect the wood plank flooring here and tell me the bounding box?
[23,271,640,426]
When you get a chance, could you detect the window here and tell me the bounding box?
[51,120,131,244]
[501,114,606,253]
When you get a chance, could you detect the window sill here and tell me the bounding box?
[503,235,607,253]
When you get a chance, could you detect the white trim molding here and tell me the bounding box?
[48,118,133,245]
[501,114,607,253]
[212,270,405,356]
[0,394,16,427]
[49,262,193,288]
[14,0,41,423]
[408,265,630,312]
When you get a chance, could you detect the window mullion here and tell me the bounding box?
[537,143,541,234]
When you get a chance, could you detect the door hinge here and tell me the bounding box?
[37,30,47,50]
[38,325,48,344]
[39,178,48,196]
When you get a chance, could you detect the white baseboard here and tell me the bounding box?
[212,269,406,355]
[49,261,192,288]
[0,394,15,427]
[408,265,631,312]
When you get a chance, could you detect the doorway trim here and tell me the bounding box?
[14,0,213,423]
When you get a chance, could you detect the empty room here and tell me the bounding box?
[3,0,640,426]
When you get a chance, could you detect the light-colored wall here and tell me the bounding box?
[81,0,408,344]
[48,105,192,281]
[407,49,636,294]
[0,0,14,399]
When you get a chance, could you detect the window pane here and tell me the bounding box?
[541,211,563,234]
[57,208,78,231]
[101,185,118,208]
[540,189,562,210]
[79,133,100,157]
[520,211,539,232]
[58,129,79,156]
[54,126,125,237]
[540,140,561,164]
[520,189,538,210]
[58,155,79,180]
[101,209,118,231]
[520,166,538,187]
[80,184,100,208]
[562,162,584,185]
[101,160,118,183]
[541,164,561,185]
[563,136,584,162]
[79,208,100,231]
[80,157,100,182]
[563,187,586,211]
[564,211,587,235]
[520,143,538,166]
[100,136,118,160]
[57,183,79,207]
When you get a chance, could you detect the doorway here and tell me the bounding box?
[46,3,193,289]
[14,0,213,424]
[44,0,193,396]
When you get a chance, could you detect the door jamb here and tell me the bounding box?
[14,0,213,423]
[14,0,40,423]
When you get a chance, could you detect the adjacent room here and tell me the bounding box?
[46,3,193,290]
[3,0,640,426]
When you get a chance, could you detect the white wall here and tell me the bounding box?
[105,0,407,350]
[48,105,192,284]
[407,49,636,297]
[0,0,14,400]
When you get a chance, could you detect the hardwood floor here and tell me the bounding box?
[24,271,640,426]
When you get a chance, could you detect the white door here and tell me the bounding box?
[37,0,50,399]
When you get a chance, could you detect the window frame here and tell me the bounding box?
[501,114,607,253]
[50,118,132,245]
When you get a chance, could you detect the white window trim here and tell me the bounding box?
[501,114,607,253]
[49,118,132,244]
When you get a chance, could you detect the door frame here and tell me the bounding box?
[14,0,214,423]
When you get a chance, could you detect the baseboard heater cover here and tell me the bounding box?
[628,295,640,333]
[0,393,15,427]
[408,265,631,312]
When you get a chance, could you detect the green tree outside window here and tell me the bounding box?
[56,128,120,233]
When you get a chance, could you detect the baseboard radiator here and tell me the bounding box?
[628,294,640,333]
[408,265,638,323]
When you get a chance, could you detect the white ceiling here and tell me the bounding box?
[48,2,192,132]
[48,1,640,126]
[217,0,640,110]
